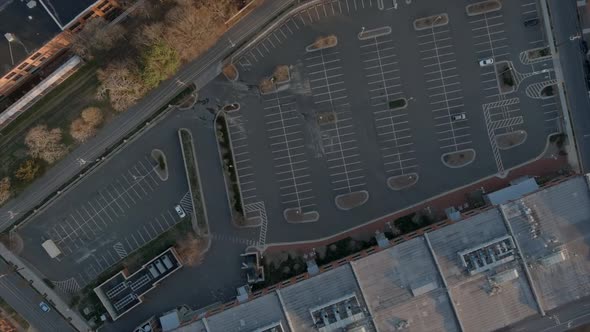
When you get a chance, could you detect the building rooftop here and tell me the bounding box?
[502,176,590,310]
[205,293,290,332]
[171,176,590,332]
[427,208,511,286]
[279,264,375,332]
[351,237,460,332]
[449,264,538,331]
[485,177,539,206]
[0,0,60,76]
[94,248,182,320]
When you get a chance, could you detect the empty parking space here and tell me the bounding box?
[359,30,417,177]
[417,25,472,154]
[45,157,162,256]
[469,13,511,67]
[263,90,316,213]
[77,204,184,286]
[226,111,259,205]
[305,49,367,195]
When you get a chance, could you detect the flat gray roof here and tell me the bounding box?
[428,208,510,286]
[205,293,290,332]
[503,177,590,310]
[279,264,374,331]
[449,265,537,331]
[351,237,460,332]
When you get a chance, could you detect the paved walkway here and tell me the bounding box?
[266,154,570,252]
[0,244,90,332]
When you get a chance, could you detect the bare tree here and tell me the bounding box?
[97,60,146,112]
[69,17,126,60]
[81,107,104,127]
[70,107,104,142]
[164,2,218,61]
[15,159,41,182]
[0,177,10,205]
[133,23,167,48]
[24,125,67,164]
[202,0,239,21]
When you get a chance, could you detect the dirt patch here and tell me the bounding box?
[358,26,392,40]
[151,149,168,181]
[259,78,275,94]
[496,61,516,94]
[387,173,419,190]
[317,112,337,125]
[284,208,319,223]
[441,149,476,168]
[496,130,527,150]
[272,65,290,84]
[466,0,502,16]
[222,64,238,81]
[413,14,449,31]
[527,47,551,61]
[335,190,369,210]
[306,35,338,52]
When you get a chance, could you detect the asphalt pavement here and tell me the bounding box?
[0,0,298,230]
[548,0,590,173]
[0,259,76,332]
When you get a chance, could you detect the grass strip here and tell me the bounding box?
[178,128,208,235]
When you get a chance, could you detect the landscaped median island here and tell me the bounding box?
[178,128,209,237]
[215,112,252,227]
[526,46,551,62]
[335,190,370,211]
[413,13,449,31]
[465,0,502,16]
[496,61,517,94]
[305,35,338,52]
[441,149,476,168]
[496,130,528,150]
[388,173,419,191]
[222,63,239,81]
[259,65,291,95]
[151,149,168,181]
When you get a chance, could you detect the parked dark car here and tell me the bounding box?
[524,18,539,27]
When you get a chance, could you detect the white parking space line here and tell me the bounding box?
[225,112,259,207]
[306,47,366,194]
[418,24,471,153]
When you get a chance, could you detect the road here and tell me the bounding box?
[0,259,76,332]
[504,295,590,332]
[548,0,590,173]
[0,0,298,229]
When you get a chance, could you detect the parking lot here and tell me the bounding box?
[17,119,191,292]
[196,0,563,242]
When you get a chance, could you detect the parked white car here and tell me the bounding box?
[452,113,466,121]
[479,58,494,67]
[174,205,186,218]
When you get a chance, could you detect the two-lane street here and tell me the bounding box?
[0,259,76,332]
[0,0,298,230]
[548,0,590,173]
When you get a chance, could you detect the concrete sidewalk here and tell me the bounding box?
[0,243,90,332]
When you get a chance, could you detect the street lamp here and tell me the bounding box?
[4,33,15,66]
